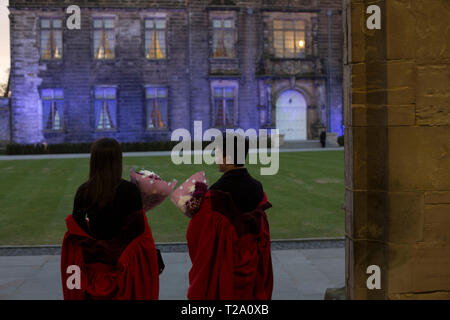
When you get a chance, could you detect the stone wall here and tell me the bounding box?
[0,98,11,144]
[9,0,343,144]
[344,0,450,299]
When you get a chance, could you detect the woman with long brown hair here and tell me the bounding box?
[61,138,160,300]
[72,138,142,239]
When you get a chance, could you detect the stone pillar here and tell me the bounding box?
[10,9,45,144]
[344,0,450,299]
[0,98,10,144]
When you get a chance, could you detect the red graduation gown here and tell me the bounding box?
[187,190,273,300]
[61,210,159,300]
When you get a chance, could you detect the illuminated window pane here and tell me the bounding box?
[54,32,63,59]
[223,30,234,56]
[54,89,64,99]
[93,19,102,28]
[94,18,115,59]
[295,20,306,29]
[212,18,235,58]
[155,19,166,29]
[40,30,52,59]
[104,19,115,29]
[95,88,104,99]
[53,19,62,28]
[145,19,167,59]
[53,109,61,130]
[105,88,117,99]
[146,87,168,129]
[42,89,64,131]
[95,87,117,130]
[273,19,308,58]
[295,31,306,57]
[225,99,234,127]
[214,88,222,97]
[42,89,54,99]
[157,88,167,98]
[213,87,235,128]
[40,18,63,59]
[273,20,283,30]
[97,103,113,130]
[213,19,221,28]
[146,88,156,98]
[41,19,51,29]
[224,19,233,29]
[285,31,295,58]
[284,20,294,29]
[224,88,234,98]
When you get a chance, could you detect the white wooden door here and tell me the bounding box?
[276,90,307,141]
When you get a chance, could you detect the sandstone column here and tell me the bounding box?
[344,0,450,299]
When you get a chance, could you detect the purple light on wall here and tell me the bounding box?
[330,104,343,136]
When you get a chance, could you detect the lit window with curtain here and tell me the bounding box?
[93,18,115,59]
[212,18,235,58]
[145,19,166,59]
[213,87,235,128]
[273,20,307,58]
[146,87,168,129]
[40,18,63,60]
[94,87,117,130]
[42,89,64,131]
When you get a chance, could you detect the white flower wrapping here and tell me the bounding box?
[139,170,159,178]
[130,168,178,212]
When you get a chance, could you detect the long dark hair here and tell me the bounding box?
[83,138,123,209]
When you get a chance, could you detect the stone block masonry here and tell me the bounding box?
[0,98,10,144]
[344,0,450,300]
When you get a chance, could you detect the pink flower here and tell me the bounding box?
[170,172,209,218]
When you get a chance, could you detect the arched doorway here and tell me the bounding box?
[276,90,307,141]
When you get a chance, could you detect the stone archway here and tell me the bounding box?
[275,89,307,141]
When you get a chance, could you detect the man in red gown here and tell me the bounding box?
[187,134,273,300]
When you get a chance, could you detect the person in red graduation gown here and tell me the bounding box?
[61,138,160,300]
[187,133,274,300]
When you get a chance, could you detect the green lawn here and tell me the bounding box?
[0,151,344,245]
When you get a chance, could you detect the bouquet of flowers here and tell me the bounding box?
[170,171,208,218]
[130,168,178,212]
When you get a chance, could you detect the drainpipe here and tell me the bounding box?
[247,8,254,129]
[326,9,333,133]
[6,71,12,144]
[187,5,193,133]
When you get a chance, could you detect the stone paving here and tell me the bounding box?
[0,248,344,300]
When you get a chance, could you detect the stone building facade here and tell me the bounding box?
[8,0,343,144]
[0,98,10,144]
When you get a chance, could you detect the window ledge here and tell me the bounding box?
[206,6,240,12]
[209,57,239,62]
[145,58,168,62]
[145,128,170,132]
[40,59,64,64]
[270,57,318,61]
[93,59,118,65]
[43,129,65,133]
